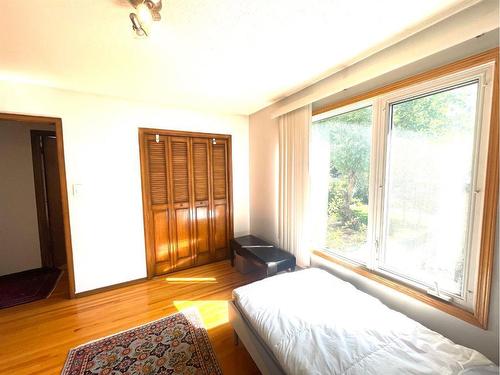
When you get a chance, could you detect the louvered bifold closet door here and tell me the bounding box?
[141,130,233,277]
[210,139,230,260]
[168,136,194,270]
[144,134,173,275]
[191,138,213,265]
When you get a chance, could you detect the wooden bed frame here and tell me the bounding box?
[228,301,286,375]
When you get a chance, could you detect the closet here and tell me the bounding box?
[139,129,233,277]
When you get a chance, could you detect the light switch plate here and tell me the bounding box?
[72,184,84,197]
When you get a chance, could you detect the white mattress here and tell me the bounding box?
[232,268,496,375]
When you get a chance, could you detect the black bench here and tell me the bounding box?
[230,235,296,276]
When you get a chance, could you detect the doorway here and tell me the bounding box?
[0,113,75,304]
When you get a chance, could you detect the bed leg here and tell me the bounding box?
[233,330,239,346]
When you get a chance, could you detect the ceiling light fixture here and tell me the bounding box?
[129,0,162,37]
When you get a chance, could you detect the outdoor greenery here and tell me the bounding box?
[314,106,371,252]
[312,82,477,267]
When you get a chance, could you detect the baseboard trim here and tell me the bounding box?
[75,277,147,298]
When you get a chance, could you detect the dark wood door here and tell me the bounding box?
[43,136,66,267]
[31,131,66,268]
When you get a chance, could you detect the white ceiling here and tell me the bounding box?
[0,0,478,115]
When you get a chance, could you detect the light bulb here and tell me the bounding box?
[136,3,153,28]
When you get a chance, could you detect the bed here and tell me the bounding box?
[229,268,497,375]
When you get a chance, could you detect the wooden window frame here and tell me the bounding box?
[312,48,499,329]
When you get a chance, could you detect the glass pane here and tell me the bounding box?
[311,106,372,263]
[383,82,478,296]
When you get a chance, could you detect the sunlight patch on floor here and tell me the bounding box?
[166,277,217,284]
[174,300,228,329]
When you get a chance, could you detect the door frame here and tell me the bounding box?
[0,113,76,298]
[138,128,234,279]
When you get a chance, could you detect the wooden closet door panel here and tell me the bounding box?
[191,138,211,265]
[145,135,172,274]
[144,135,173,273]
[170,138,190,203]
[168,137,194,270]
[210,139,230,260]
[213,203,227,250]
[195,206,210,253]
[152,207,175,274]
[192,139,209,202]
[173,208,191,261]
[152,209,170,263]
[212,142,227,200]
[146,137,168,206]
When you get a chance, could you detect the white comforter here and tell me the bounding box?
[232,268,496,375]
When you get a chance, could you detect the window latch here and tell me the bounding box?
[426,282,453,302]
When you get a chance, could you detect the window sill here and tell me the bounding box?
[312,249,486,329]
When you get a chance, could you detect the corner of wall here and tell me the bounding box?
[249,106,279,244]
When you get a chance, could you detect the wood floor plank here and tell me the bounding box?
[0,260,262,375]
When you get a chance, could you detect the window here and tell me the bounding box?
[311,62,496,313]
[310,105,372,264]
[382,82,478,300]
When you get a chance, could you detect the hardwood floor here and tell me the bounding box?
[0,261,263,374]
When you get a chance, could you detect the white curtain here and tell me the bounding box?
[278,104,312,268]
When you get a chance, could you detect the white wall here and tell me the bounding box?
[248,105,279,245]
[249,33,499,363]
[0,122,52,275]
[0,82,250,293]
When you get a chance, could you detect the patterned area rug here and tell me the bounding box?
[61,308,222,375]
